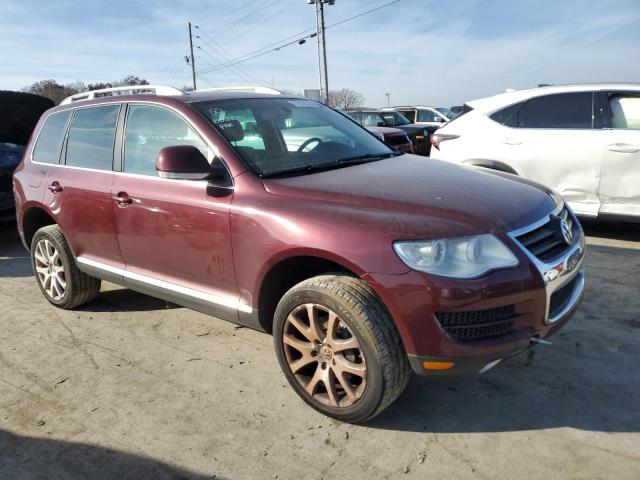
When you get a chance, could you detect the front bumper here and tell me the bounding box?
[364,205,586,376]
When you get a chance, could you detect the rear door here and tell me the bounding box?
[490,92,602,217]
[598,90,640,218]
[111,103,238,320]
[44,104,124,269]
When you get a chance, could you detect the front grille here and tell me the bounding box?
[549,275,580,318]
[436,305,516,341]
[516,207,574,262]
[384,133,410,146]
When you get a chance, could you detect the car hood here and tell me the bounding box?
[262,154,556,236]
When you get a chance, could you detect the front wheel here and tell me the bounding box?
[273,275,410,423]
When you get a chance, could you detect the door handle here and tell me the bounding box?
[112,192,133,207]
[47,181,63,194]
[606,143,640,153]
[502,137,522,145]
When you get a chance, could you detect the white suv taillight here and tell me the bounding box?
[431,133,459,150]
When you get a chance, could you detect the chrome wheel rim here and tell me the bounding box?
[283,304,367,408]
[34,239,66,301]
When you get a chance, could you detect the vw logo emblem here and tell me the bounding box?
[560,219,573,244]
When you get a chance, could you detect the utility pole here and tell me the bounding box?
[308,0,334,104]
[188,22,197,90]
[385,92,390,107]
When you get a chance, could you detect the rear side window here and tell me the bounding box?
[417,110,439,122]
[609,94,640,129]
[509,92,593,129]
[124,105,208,176]
[32,110,72,164]
[399,110,416,122]
[66,105,120,170]
[489,102,523,126]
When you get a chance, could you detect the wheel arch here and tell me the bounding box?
[256,252,366,333]
[21,206,57,250]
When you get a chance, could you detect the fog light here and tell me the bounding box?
[422,361,455,370]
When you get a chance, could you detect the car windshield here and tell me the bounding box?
[436,108,456,119]
[194,98,396,177]
[380,111,411,127]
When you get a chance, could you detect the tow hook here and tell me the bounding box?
[525,336,552,367]
[530,336,553,346]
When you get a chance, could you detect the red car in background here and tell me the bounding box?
[366,126,413,153]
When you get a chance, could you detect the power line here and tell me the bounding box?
[196,0,401,76]
[195,26,267,84]
[197,0,261,28]
[218,0,298,47]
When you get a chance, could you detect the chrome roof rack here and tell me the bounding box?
[192,86,283,95]
[60,85,184,105]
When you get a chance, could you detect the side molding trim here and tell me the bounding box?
[76,257,253,314]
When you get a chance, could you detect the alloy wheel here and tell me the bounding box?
[283,303,367,408]
[34,239,66,301]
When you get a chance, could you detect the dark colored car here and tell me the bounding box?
[13,86,585,423]
[365,126,413,153]
[346,108,433,156]
[0,91,54,222]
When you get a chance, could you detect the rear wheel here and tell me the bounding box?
[273,274,410,423]
[31,225,101,309]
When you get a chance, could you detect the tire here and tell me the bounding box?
[273,274,410,423]
[30,225,101,309]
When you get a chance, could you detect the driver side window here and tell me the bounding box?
[124,104,208,176]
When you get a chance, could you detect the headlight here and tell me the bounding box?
[393,234,518,279]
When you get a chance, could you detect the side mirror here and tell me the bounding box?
[377,121,385,127]
[156,145,212,180]
[435,117,446,123]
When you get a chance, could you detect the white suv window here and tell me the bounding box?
[610,95,640,129]
[491,92,593,129]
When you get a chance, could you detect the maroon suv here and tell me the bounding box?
[13,86,585,422]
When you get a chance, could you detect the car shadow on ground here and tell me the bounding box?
[580,218,640,241]
[78,287,180,313]
[0,429,217,480]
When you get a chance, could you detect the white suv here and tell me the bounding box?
[432,84,640,221]
[385,106,453,127]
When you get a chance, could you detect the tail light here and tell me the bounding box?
[431,133,459,150]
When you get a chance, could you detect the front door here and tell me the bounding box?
[111,103,239,320]
[598,91,640,218]
[494,91,602,217]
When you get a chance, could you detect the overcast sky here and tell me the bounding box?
[1,0,639,106]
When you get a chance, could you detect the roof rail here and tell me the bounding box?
[60,85,184,105]
[193,86,283,95]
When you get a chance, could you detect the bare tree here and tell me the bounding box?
[327,88,365,110]
[114,75,149,87]
[23,76,150,104]
[22,79,85,105]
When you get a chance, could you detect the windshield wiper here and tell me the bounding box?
[260,162,338,178]
[261,152,402,178]
[336,152,402,164]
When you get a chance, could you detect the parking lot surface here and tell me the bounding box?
[1,220,639,480]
